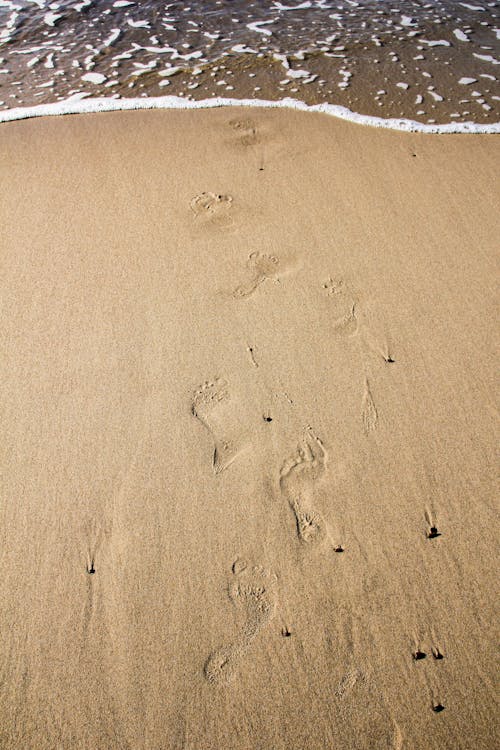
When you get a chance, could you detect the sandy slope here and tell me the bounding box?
[0,108,498,750]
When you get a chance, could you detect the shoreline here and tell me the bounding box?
[1,94,500,133]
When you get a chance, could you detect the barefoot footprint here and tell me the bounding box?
[290,501,328,545]
[229,118,258,146]
[333,303,358,336]
[323,277,359,336]
[190,192,233,228]
[190,192,232,216]
[279,427,330,546]
[204,562,277,684]
[323,277,345,296]
[233,252,281,299]
[192,378,245,475]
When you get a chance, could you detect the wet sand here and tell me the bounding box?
[0,108,498,750]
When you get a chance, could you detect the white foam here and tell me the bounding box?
[232,44,258,54]
[421,40,451,47]
[171,49,203,61]
[131,61,157,75]
[0,9,19,44]
[273,53,290,69]
[473,53,499,64]
[158,66,180,77]
[1,95,498,134]
[103,29,121,47]
[43,12,61,27]
[453,29,470,42]
[273,1,312,9]
[81,72,106,84]
[287,69,312,79]
[128,19,150,29]
[246,20,274,37]
[459,77,477,84]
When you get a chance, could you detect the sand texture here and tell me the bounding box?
[0,108,498,750]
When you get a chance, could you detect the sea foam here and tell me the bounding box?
[0,95,498,133]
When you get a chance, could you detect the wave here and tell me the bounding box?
[1,94,499,133]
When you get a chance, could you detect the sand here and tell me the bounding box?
[0,107,498,750]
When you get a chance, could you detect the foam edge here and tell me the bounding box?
[0,94,499,133]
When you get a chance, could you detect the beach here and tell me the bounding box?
[0,105,498,749]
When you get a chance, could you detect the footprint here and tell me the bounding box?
[280,428,331,546]
[212,438,245,476]
[290,500,328,545]
[233,251,281,299]
[323,277,395,363]
[204,644,237,685]
[204,562,277,685]
[228,564,277,640]
[323,278,360,337]
[361,379,378,434]
[335,668,365,699]
[229,117,258,147]
[192,378,229,418]
[192,378,245,475]
[323,277,345,296]
[280,427,327,493]
[333,303,359,337]
[190,192,233,228]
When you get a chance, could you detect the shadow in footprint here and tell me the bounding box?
[192,378,246,475]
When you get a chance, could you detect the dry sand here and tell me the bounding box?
[0,107,498,750]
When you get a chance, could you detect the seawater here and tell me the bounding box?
[0,0,498,124]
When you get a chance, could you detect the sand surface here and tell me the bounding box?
[0,108,498,750]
